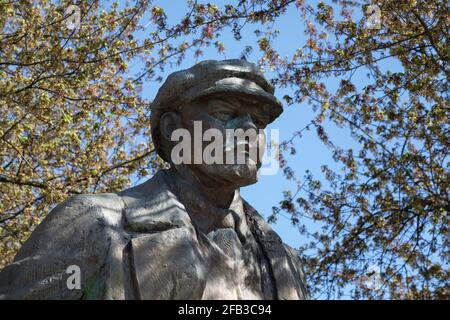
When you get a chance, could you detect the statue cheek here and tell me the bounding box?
[225,117,240,130]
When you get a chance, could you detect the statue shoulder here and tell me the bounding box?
[13,192,125,262]
[0,192,127,299]
[119,171,193,233]
[0,175,172,300]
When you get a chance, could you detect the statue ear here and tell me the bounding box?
[159,111,181,142]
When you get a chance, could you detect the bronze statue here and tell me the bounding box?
[0,60,308,299]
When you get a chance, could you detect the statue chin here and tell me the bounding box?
[194,163,260,188]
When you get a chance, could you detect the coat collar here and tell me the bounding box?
[242,199,306,299]
[119,170,193,233]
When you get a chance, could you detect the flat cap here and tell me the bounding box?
[151,59,283,161]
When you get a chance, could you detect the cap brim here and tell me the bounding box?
[181,77,283,124]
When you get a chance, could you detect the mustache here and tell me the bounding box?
[223,140,259,153]
[223,139,263,167]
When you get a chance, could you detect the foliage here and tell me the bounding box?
[266,0,449,299]
[1,0,448,299]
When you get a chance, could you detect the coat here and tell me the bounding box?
[0,171,308,299]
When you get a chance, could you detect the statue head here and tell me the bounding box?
[151,59,283,188]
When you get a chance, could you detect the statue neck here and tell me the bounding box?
[164,166,249,239]
[169,165,237,208]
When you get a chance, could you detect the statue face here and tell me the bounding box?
[167,95,269,188]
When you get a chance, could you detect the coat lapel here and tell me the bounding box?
[243,200,306,300]
[119,171,206,299]
[120,171,193,233]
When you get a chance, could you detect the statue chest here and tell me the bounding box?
[200,228,268,299]
[127,226,270,299]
